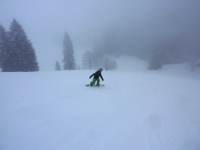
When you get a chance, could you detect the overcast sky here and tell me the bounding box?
[0,0,200,70]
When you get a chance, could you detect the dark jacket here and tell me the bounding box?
[89,70,104,80]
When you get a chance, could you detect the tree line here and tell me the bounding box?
[1,19,200,72]
[0,19,117,72]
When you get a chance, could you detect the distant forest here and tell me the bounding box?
[1,19,200,71]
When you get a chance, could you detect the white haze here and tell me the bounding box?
[0,0,200,70]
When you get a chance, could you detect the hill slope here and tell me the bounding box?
[1,60,200,149]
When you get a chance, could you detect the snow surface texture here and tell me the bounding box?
[1,56,200,150]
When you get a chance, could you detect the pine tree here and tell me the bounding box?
[63,32,76,70]
[55,61,61,71]
[0,24,8,69]
[2,19,39,72]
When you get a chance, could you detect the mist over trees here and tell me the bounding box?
[82,51,94,70]
[101,56,117,71]
[63,32,76,70]
[87,2,200,70]
[81,50,117,70]
[1,0,200,71]
[0,19,39,72]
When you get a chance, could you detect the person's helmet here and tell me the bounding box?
[99,68,103,71]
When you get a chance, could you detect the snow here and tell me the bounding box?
[1,57,200,150]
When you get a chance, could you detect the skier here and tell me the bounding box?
[89,68,104,86]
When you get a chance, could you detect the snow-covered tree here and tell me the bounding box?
[55,61,61,71]
[63,32,76,70]
[1,19,39,72]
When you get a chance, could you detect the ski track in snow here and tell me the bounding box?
[1,62,200,149]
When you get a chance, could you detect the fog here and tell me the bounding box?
[0,0,200,70]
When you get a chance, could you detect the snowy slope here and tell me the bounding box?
[1,58,200,150]
[116,55,200,80]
